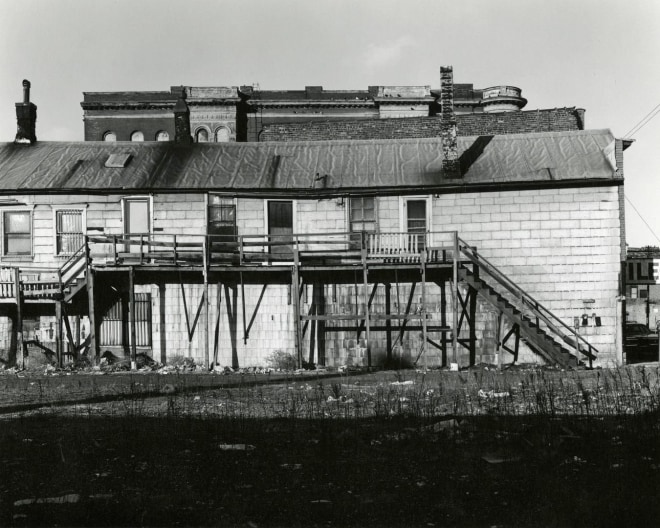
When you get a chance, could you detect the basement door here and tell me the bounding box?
[267,201,293,260]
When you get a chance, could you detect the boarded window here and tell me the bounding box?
[56,210,83,255]
[100,293,152,347]
[3,211,31,256]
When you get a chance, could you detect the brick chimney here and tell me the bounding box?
[173,88,192,144]
[15,80,37,144]
[440,67,459,177]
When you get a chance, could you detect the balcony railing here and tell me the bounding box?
[87,231,460,267]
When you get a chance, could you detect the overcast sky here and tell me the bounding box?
[1,0,659,247]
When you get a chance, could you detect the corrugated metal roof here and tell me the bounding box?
[0,129,617,194]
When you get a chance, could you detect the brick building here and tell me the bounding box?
[0,73,628,370]
[81,67,529,143]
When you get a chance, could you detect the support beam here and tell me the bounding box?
[317,284,326,366]
[292,264,303,368]
[14,269,23,368]
[212,282,223,366]
[245,284,268,343]
[128,267,137,370]
[62,304,77,361]
[397,282,417,346]
[469,248,479,366]
[452,233,459,365]
[86,268,99,364]
[224,284,239,369]
[439,280,448,367]
[203,267,209,369]
[362,247,371,368]
[158,284,167,364]
[385,283,392,363]
[55,301,63,367]
[421,251,427,370]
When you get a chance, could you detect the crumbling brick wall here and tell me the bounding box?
[259,108,584,142]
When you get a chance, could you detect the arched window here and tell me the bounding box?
[215,127,231,143]
[130,131,144,142]
[103,131,117,142]
[155,131,170,142]
[195,128,209,143]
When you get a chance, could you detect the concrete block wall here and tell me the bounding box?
[433,185,623,366]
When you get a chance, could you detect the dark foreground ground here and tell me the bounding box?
[1,367,659,527]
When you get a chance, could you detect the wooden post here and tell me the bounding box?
[202,239,209,369]
[317,284,326,366]
[361,241,371,369]
[128,267,137,370]
[203,274,209,370]
[468,247,479,367]
[55,301,63,367]
[385,283,392,364]
[308,284,317,367]
[86,268,99,364]
[292,265,303,368]
[421,251,427,370]
[452,233,459,366]
[496,312,505,370]
[14,268,23,369]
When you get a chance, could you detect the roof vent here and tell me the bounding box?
[105,153,132,168]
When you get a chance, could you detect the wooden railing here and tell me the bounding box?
[86,231,459,267]
[457,237,597,362]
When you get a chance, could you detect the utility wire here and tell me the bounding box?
[624,103,660,138]
[625,194,660,245]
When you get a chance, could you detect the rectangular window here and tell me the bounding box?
[208,195,237,242]
[349,197,376,248]
[3,211,31,256]
[55,209,84,256]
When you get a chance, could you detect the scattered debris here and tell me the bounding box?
[482,453,522,464]
[478,389,510,399]
[390,380,414,386]
[218,444,255,451]
[14,493,80,506]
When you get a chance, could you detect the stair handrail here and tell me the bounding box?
[457,237,597,360]
[57,242,88,293]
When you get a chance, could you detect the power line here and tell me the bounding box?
[625,194,660,244]
[624,103,660,138]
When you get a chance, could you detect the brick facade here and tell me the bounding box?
[259,108,584,142]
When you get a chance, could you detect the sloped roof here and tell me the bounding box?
[0,129,618,195]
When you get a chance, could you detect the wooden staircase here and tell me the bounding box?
[457,240,597,368]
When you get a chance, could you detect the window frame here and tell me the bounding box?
[206,194,238,241]
[52,207,86,257]
[214,126,232,143]
[2,208,33,260]
[195,127,210,143]
[348,196,378,248]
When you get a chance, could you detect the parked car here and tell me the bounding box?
[625,323,659,362]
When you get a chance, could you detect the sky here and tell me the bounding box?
[1,0,659,247]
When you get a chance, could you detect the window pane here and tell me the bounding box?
[6,235,30,255]
[5,212,30,233]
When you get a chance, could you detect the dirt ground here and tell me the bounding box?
[1,366,659,527]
